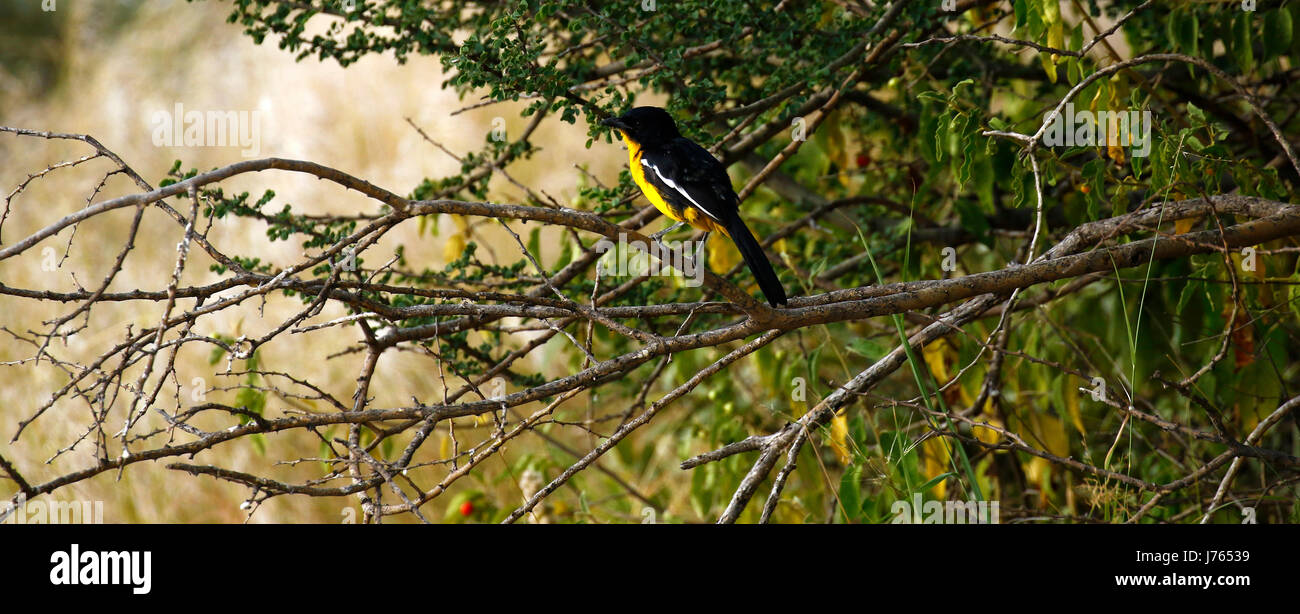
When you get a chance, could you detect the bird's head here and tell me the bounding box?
[600,106,681,147]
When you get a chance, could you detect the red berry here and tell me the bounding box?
[459,501,474,516]
[856,153,871,168]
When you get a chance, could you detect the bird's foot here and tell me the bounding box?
[648,221,686,242]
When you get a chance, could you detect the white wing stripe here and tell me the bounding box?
[641,158,724,223]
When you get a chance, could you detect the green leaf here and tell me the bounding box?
[553,232,574,270]
[1175,273,1200,315]
[1288,274,1300,321]
[1263,8,1293,60]
[1039,51,1058,83]
[526,226,541,263]
[1233,12,1254,72]
[933,113,949,162]
[1014,0,1028,30]
[1168,10,1198,57]
[918,471,956,494]
[236,387,266,417]
[838,465,863,522]
[690,463,713,519]
[848,338,888,361]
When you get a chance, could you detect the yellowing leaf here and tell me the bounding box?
[1090,80,1106,117]
[972,417,1004,445]
[958,378,976,409]
[1039,18,1065,83]
[1033,412,1070,457]
[923,338,952,384]
[1065,381,1086,437]
[823,110,851,186]
[828,412,851,465]
[1043,0,1062,23]
[1024,456,1051,505]
[921,437,952,499]
[443,214,470,263]
[1107,141,1127,165]
[709,239,741,277]
[1039,53,1058,83]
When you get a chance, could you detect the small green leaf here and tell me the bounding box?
[526,226,541,263]
[1289,274,1300,321]
[848,338,888,361]
[933,113,949,162]
[249,433,265,456]
[918,471,956,494]
[1177,279,1204,315]
[839,466,863,522]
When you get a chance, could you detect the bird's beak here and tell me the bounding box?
[600,117,628,131]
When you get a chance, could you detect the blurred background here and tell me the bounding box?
[0,0,635,522]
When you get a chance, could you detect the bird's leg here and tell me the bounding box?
[692,231,710,269]
[648,221,686,242]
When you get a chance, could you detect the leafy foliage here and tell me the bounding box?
[174,0,1300,523]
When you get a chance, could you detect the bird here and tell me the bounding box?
[600,106,787,307]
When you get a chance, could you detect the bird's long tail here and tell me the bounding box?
[723,216,787,307]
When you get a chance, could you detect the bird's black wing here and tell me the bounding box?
[637,138,740,223]
[641,138,787,307]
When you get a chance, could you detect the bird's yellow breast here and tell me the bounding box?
[621,132,679,222]
[620,131,725,234]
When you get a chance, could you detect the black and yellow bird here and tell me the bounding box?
[601,106,787,307]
